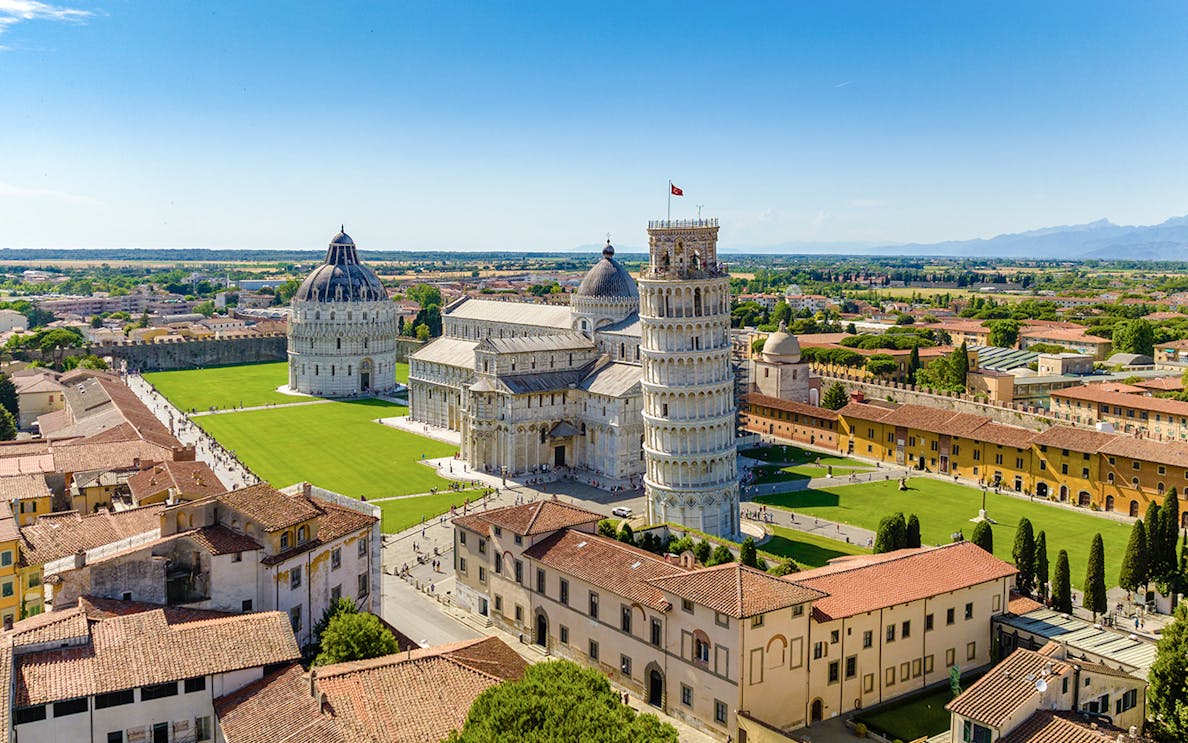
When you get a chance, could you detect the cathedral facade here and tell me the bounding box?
[287,229,400,397]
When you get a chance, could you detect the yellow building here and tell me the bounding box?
[0,474,55,527]
[0,500,39,628]
[1029,427,1113,506]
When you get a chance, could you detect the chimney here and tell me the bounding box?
[303,482,312,498]
[73,549,86,570]
[850,390,865,403]
[307,669,317,698]
[680,550,695,569]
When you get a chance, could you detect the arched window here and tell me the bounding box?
[297,526,307,543]
[336,337,341,350]
[540,428,547,444]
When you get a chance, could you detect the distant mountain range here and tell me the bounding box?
[583,214,1188,260]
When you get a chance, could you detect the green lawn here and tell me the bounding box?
[378,490,483,533]
[752,463,873,484]
[145,362,293,411]
[760,525,869,568]
[755,478,1134,590]
[856,673,983,741]
[195,399,458,501]
[146,361,411,412]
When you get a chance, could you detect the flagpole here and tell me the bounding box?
[667,180,671,222]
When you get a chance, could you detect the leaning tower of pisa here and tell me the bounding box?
[639,218,739,538]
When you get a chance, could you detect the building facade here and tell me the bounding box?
[639,219,738,538]
[287,229,400,397]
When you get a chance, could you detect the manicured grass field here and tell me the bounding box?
[760,525,869,568]
[855,672,984,741]
[145,362,292,411]
[755,478,1134,590]
[194,399,459,501]
[743,444,859,467]
[146,361,411,412]
[752,463,873,484]
[378,490,483,534]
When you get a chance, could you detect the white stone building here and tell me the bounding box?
[287,228,399,397]
[409,242,646,485]
[639,219,738,538]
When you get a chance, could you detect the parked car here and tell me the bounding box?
[611,506,632,518]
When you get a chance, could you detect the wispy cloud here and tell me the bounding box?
[0,180,102,205]
[0,1,92,36]
[833,81,852,88]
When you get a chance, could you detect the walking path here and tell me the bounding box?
[189,398,334,417]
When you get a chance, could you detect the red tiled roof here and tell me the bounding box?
[259,496,376,566]
[647,563,826,618]
[215,484,322,532]
[1029,426,1116,454]
[453,499,601,537]
[20,505,164,565]
[974,423,1039,449]
[127,460,226,502]
[744,394,839,421]
[838,401,895,422]
[523,530,686,611]
[1097,435,1188,469]
[0,474,51,504]
[1000,711,1148,743]
[947,648,1074,727]
[1051,385,1188,417]
[792,542,1016,621]
[214,664,344,743]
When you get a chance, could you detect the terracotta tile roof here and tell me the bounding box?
[215,637,527,743]
[216,484,322,532]
[184,525,264,556]
[51,439,173,474]
[1000,711,1145,743]
[744,394,839,421]
[13,607,300,705]
[947,648,1073,727]
[76,595,237,623]
[523,530,686,611]
[259,497,376,566]
[1098,435,1188,469]
[19,505,164,566]
[7,606,90,648]
[127,460,226,503]
[1008,592,1045,615]
[453,499,601,537]
[0,641,10,734]
[1029,426,1116,454]
[647,563,826,619]
[881,405,978,435]
[1052,385,1188,417]
[975,423,1038,449]
[837,401,895,422]
[1135,377,1183,392]
[1020,327,1110,344]
[1157,339,1188,350]
[0,441,50,459]
[0,474,52,505]
[792,542,1017,621]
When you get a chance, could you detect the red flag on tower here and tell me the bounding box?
[670,183,683,196]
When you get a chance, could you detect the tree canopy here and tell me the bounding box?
[971,520,993,554]
[1052,550,1073,614]
[446,660,679,743]
[1012,518,1035,595]
[314,611,399,666]
[1119,519,1148,593]
[1111,318,1155,356]
[821,382,849,410]
[1083,533,1107,619]
[1149,602,1188,742]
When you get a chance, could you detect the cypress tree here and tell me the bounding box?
[1163,489,1180,577]
[739,537,759,568]
[1146,502,1164,578]
[1012,517,1036,595]
[1149,602,1188,741]
[908,345,922,377]
[953,341,970,390]
[905,514,922,549]
[1119,519,1148,594]
[1033,531,1049,601]
[1052,550,1072,613]
[890,512,907,550]
[1083,534,1107,620]
[971,520,993,554]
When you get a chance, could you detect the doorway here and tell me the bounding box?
[535,612,548,647]
[554,445,566,467]
[153,723,168,743]
[648,669,664,708]
[360,371,370,391]
[810,698,824,723]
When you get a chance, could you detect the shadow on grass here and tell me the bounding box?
[761,534,858,568]
[753,488,842,509]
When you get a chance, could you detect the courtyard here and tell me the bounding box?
[755,477,1136,590]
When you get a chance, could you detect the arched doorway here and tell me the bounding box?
[534,610,548,647]
[1130,500,1139,517]
[647,666,664,708]
[359,358,373,392]
[810,698,824,723]
[1059,485,1068,502]
[1078,492,1091,507]
[1037,482,1048,498]
[1105,495,1114,511]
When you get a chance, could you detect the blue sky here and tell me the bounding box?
[1,1,1187,252]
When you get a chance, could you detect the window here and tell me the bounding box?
[494,595,503,613]
[2,581,12,598]
[290,565,302,590]
[651,618,662,646]
[901,620,911,639]
[828,660,840,684]
[242,599,253,611]
[681,598,694,613]
[331,585,341,601]
[947,607,955,625]
[331,548,341,570]
[108,733,124,743]
[358,537,368,558]
[589,592,599,618]
[0,551,10,567]
[946,648,956,666]
[695,637,711,663]
[459,557,467,573]
[926,614,934,632]
[620,655,632,677]
[963,720,992,743]
[280,532,290,550]
[925,655,934,674]
[96,690,136,709]
[681,684,693,706]
[13,705,46,724]
[297,526,307,543]
[589,640,599,661]
[478,538,487,555]
[184,676,206,693]
[621,605,633,633]
[53,697,88,717]
[514,560,523,584]
[1117,688,1138,713]
[792,604,804,617]
[478,567,486,583]
[964,602,974,620]
[140,681,179,700]
[289,606,302,633]
[494,554,502,573]
[966,641,977,660]
[714,699,728,725]
[885,667,895,686]
[514,605,523,623]
[459,531,467,546]
[715,611,730,628]
[514,534,522,546]
[536,568,545,593]
[495,526,503,537]
[813,641,826,660]
[830,629,840,644]
[845,655,857,679]
[195,716,213,742]
[232,551,242,563]
[886,624,896,642]
[862,630,873,648]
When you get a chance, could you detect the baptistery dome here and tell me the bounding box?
[294,228,387,303]
[762,321,801,363]
[576,243,639,300]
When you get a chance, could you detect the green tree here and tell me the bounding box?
[1146,502,1164,579]
[406,284,444,309]
[874,513,907,554]
[865,354,899,377]
[739,537,759,568]
[770,301,791,326]
[597,520,617,539]
[845,322,857,334]
[1083,533,1107,620]
[769,557,799,576]
[908,345,922,375]
[616,523,635,546]
[90,315,104,329]
[0,375,17,422]
[194,300,216,317]
[905,513,922,549]
[821,382,849,411]
[1033,531,1049,600]
[693,539,711,565]
[312,596,359,646]
[1119,518,1148,594]
[446,660,678,743]
[954,341,970,387]
[1012,518,1036,595]
[1052,550,1073,613]
[314,611,398,666]
[971,520,993,554]
[706,544,735,567]
[1161,489,1180,579]
[1150,602,1188,741]
[0,407,16,442]
[986,318,1021,348]
[1111,318,1155,356]
[415,323,430,342]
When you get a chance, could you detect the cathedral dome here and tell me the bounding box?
[762,321,801,363]
[294,227,387,303]
[575,242,638,300]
